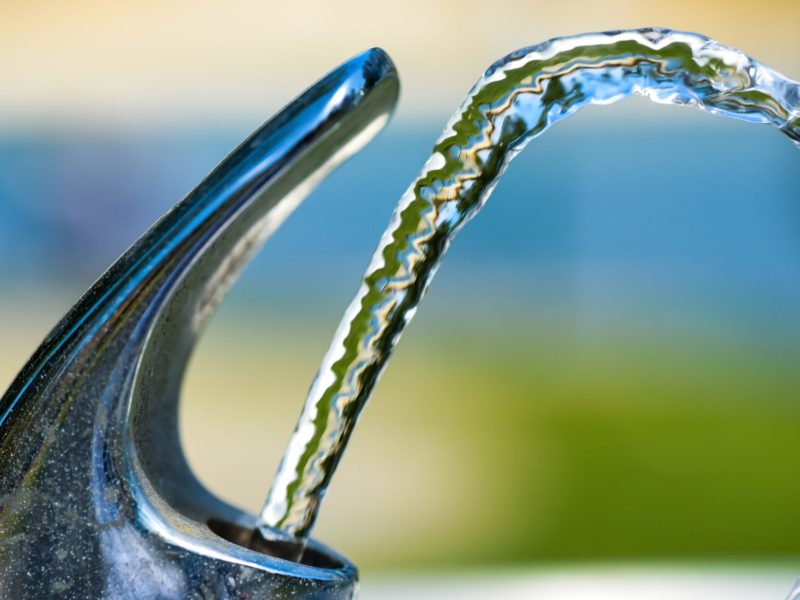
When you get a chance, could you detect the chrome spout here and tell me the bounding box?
[0,48,398,599]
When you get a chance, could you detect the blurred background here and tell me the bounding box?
[1,0,799,595]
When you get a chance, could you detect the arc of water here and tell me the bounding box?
[260,27,800,543]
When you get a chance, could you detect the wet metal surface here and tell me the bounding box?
[0,48,398,599]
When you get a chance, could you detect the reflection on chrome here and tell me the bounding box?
[0,48,398,598]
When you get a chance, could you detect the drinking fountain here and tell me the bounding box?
[0,48,398,599]
[1,27,798,599]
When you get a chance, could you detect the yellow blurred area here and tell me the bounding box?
[1,0,798,128]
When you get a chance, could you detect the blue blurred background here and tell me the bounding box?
[1,0,799,589]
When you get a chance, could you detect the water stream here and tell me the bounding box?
[256,28,800,546]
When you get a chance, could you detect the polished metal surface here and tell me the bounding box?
[0,48,399,599]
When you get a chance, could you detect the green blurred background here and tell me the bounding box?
[1,0,799,578]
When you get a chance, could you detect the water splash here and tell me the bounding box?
[788,579,800,600]
[258,28,800,542]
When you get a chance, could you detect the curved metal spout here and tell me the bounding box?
[0,48,398,598]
